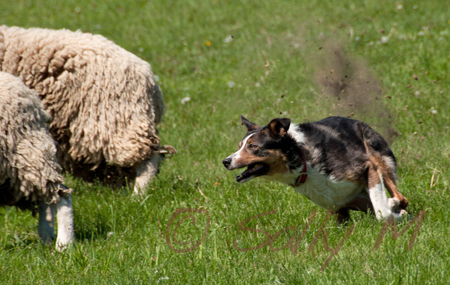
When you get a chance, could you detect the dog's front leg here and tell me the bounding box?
[333,208,351,225]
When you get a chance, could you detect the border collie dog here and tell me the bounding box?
[222,116,408,223]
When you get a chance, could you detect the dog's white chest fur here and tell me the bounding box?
[294,166,362,210]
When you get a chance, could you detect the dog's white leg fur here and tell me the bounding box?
[38,201,55,243]
[133,153,161,195]
[54,195,74,251]
[367,172,406,221]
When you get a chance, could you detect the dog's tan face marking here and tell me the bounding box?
[234,146,289,176]
[224,129,292,183]
[263,149,290,177]
[228,135,267,169]
[223,116,296,183]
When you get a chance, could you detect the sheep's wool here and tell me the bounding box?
[0,72,71,210]
[0,26,164,175]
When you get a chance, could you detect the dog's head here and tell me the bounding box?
[222,115,301,183]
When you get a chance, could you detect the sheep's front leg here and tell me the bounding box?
[366,162,407,221]
[54,194,74,251]
[38,201,55,243]
[134,153,161,195]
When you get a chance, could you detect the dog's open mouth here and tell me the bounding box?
[236,163,269,183]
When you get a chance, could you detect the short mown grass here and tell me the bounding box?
[1,0,449,283]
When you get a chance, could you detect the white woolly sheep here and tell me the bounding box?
[0,71,74,250]
[0,26,173,194]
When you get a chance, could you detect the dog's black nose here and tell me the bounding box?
[222,158,231,169]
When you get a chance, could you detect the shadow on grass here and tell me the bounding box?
[74,212,112,241]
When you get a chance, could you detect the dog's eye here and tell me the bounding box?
[248,144,257,150]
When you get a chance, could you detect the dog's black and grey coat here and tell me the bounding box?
[294,117,396,181]
[223,116,408,222]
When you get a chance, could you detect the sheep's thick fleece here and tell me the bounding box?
[0,26,165,175]
[0,72,71,211]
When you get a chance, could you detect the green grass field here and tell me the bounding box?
[1,0,449,283]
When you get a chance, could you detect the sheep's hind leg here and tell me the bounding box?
[54,192,74,251]
[133,153,161,195]
[38,201,55,244]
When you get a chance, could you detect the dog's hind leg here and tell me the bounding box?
[359,124,408,210]
[378,161,409,210]
[366,159,407,221]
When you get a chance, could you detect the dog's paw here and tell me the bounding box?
[388,197,400,209]
[399,197,409,209]
[384,198,409,222]
[392,209,409,222]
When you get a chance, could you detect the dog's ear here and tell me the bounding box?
[241,115,259,132]
[268,118,291,136]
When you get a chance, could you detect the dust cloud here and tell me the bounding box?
[312,41,398,144]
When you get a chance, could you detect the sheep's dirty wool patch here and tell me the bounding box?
[313,42,398,144]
